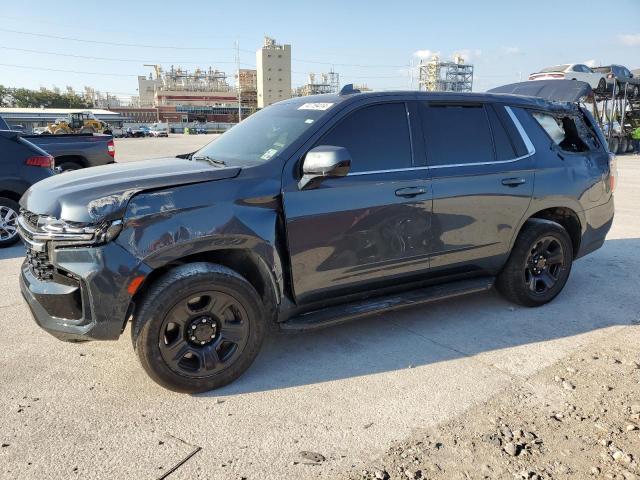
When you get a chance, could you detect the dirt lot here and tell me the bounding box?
[0,141,638,479]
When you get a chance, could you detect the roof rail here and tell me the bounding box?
[339,84,361,96]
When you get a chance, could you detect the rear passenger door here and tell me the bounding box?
[282,100,433,303]
[419,102,535,274]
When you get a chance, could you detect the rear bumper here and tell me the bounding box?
[576,196,614,259]
[20,241,151,342]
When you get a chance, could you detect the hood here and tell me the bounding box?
[488,80,593,103]
[20,157,240,223]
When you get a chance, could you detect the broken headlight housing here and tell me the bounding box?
[22,214,123,246]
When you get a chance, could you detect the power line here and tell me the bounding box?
[0,63,139,77]
[0,46,240,65]
[0,28,408,70]
[293,58,407,69]
[0,28,234,50]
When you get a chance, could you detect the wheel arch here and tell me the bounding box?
[55,155,87,168]
[517,207,583,258]
[129,248,281,331]
[0,190,22,203]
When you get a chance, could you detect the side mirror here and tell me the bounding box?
[299,145,351,189]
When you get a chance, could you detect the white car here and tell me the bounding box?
[529,64,607,92]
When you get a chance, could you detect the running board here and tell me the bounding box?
[280,276,495,332]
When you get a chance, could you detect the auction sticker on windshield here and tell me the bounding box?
[260,148,279,160]
[298,103,334,111]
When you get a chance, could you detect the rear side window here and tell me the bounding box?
[316,102,412,173]
[531,112,592,152]
[419,104,493,165]
[486,106,516,160]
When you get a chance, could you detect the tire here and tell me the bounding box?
[79,127,95,134]
[0,197,20,248]
[632,86,640,99]
[609,137,619,154]
[58,161,82,172]
[596,78,607,93]
[619,137,628,155]
[132,262,266,393]
[496,220,573,307]
[53,128,66,135]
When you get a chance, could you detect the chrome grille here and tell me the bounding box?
[25,247,54,281]
[20,210,39,230]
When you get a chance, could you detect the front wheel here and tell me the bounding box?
[497,220,573,307]
[132,263,266,393]
[596,78,607,93]
[0,198,20,248]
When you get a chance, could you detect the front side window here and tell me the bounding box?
[420,104,494,165]
[315,102,412,173]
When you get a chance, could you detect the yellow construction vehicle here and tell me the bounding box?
[45,111,112,135]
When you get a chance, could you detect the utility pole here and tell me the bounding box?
[235,40,242,123]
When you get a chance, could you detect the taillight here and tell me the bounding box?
[107,139,115,158]
[25,155,54,168]
[608,153,617,193]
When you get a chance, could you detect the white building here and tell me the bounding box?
[256,36,292,108]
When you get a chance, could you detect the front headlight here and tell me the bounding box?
[29,216,123,246]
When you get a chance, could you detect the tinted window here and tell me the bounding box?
[316,102,412,173]
[486,106,516,160]
[494,105,528,157]
[420,104,494,165]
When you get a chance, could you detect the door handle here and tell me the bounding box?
[395,186,427,198]
[501,177,526,187]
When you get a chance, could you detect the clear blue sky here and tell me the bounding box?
[1,0,639,99]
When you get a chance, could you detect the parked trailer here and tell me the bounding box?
[585,81,639,154]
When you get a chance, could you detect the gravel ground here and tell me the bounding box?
[347,327,640,480]
[0,145,637,479]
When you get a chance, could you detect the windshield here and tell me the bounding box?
[193,101,334,166]
[539,65,570,73]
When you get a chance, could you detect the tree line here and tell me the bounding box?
[0,85,93,109]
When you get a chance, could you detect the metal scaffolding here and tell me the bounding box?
[418,55,473,92]
[294,69,340,96]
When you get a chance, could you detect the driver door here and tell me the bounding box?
[282,101,433,304]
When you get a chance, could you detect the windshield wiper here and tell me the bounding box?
[192,155,227,167]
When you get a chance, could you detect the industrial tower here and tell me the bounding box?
[418,55,474,92]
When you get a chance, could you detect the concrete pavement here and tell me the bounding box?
[1,146,638,479]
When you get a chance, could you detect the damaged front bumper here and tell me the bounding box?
[19,236,151,342]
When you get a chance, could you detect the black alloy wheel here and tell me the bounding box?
[496,220,573,307]
[133,262,266,393]
[159,291,250,378]
[523,236,565,295]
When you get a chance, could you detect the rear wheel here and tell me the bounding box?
[0,198,20,248]
[497,221,573,307]
[619,137,628,155]
[133,263,266,393]
[58,161,82,172]
[609,137,619,154]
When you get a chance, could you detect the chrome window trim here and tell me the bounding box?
[504,106,536,156]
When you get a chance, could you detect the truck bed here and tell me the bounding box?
[21,133,115,170]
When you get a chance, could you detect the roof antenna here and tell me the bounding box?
[339,84,361,95]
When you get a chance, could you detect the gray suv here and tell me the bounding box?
[18,81,614,392]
